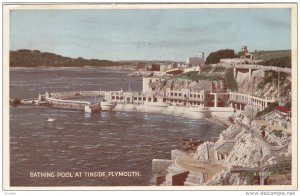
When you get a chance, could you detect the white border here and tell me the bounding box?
[2,2,298,191]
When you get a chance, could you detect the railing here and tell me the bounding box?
[228,92,276,104]
[211,62,291,73]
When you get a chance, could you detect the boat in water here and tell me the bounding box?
[47,118,56,122]
[84,103,101,113]
[100,98,117,111]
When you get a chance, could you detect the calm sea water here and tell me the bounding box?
[9,67,222,186]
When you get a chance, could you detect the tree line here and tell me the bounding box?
[9,49,123,67]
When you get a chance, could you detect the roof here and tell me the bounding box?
[275,106,291,114]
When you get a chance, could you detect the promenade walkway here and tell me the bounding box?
[212,63,291,74]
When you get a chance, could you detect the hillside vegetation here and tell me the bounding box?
[176,67,238,91]
[10,49,123,67]
[205,49,292,68]
[252,50,291,68]
[260,56,291,68]
[251,50,291,61]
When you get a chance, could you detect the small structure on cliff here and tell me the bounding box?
[152,112,291,186]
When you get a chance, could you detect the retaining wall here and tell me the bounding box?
[113,103,234,119]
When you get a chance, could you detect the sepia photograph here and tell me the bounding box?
[2,2,297,191]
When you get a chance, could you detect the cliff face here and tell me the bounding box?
[236,70,266,95]
[176,68,238,92]
[168,78,228,93]
[162,78,214,92]
[236,70,291,104]
[193,141,214,161]
[224,132,269,168]
[194,118,291,185]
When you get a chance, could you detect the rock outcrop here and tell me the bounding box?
[225,133,269,168]
[193,141,215,161]
[236,69,291,102]
[153,113,291,186]
[192,116,291,185]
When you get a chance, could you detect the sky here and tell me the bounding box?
[10,8,291,61]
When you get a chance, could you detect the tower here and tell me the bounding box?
[198,52,205,60]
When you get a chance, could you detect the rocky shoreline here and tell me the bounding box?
[152,113,292,186]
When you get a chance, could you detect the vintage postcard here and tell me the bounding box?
[2,3,298,191]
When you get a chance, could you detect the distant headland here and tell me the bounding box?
[9,49,176,68]
[9,49,124,67]
[9,48,291,68]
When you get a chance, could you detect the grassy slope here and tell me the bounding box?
[251,50,291,61]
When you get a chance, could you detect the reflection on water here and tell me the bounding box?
[10,67,223,186]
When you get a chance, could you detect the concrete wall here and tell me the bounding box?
[186,57,204,65]
[113,103,234,119]
[171,171,189,186]
[152,159,174,175]
[209,107,235,118]
[183,66,200,73]
[220,58,247,64]
[171,149,188,160]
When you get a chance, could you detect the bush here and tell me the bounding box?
[261,56,291,68]
[178,71,222,82]
[213,67,226,72]
[201,65,213,72]
[264,157,291,174]
[256,101,279,117]
[224,68,238,91]
[284,101,291,109]
[271,129,283,138]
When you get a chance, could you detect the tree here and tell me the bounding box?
[205,49,235,64]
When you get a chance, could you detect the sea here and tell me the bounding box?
[9,66,223,186]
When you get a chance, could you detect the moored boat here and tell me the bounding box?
[100,98,117,111]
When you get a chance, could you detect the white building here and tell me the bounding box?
[186,52,205,65]
[160,64,167,72]
[142,77,160,94]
